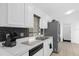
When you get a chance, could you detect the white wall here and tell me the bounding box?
[71,22,79,44]
[67,11,79,44]
[60,22,63,42]
[58,21,71,42]
[63,24,71,40]
[55,10,79,43]
[32,3,79,43]
[59,11,79,44]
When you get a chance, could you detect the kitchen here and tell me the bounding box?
[1,0,79,58]
[0,3,60,56]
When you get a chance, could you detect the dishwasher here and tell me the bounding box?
[29,43,43,56]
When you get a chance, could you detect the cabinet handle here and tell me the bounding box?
[49,43,52,49]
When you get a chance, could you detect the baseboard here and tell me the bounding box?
[63,40,71,42]
[52,51,59,53]
[71,41,79,44]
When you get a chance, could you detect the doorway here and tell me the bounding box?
[63,24,71,42]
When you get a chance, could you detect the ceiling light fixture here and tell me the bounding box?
[65,9,75,15]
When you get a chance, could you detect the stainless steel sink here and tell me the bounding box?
[21,40,41,46]
[21,36,49,46]
[36,36,49,40]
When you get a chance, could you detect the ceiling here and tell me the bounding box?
[32,3,79,23]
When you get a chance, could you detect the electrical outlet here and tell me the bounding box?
[6,34,10,38]
[20,33,24,37]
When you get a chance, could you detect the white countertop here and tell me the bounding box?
[0,36,53,56]
[0,37,43,56]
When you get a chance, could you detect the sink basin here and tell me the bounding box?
[36,36,49,40]
[21,40,41,46]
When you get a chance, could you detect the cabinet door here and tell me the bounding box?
[48,37,53,55]
[8,3,25,27]
[43,38,53,56]
[25,4,33,28]
[43,39,49,56]
[0,3,8,26]
[40,13,48,29]
[33,49,43,56]
[22,52,29,56]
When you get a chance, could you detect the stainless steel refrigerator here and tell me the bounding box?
[44,20,60,53]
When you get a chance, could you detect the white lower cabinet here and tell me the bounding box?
[33,49,43,56]
[43,39,49,56]
[23,49,43,56]
[43,38,53,56]
[22,37,53,56]
[48,37,53,55]
[22,52,29,56]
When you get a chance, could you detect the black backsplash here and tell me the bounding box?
[0,27,29,41]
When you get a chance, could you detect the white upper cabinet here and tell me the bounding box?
[0,3,51,28]
[40,13,49,29]
[8,3,25,27]
[25,4,43,28]
[33,6,41,17]
[0,3,8,26]
[25,4,34,28]
[33,6,48,29]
